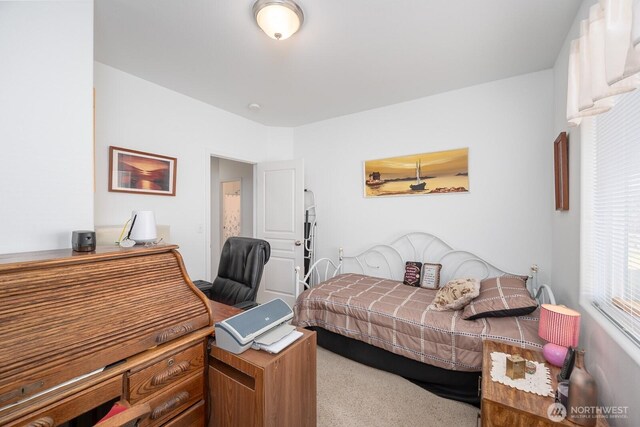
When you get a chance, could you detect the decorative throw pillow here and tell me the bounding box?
[420,263,442,289]
[403,261,423,287]
[428,278,480,311]
[462,276,538,320]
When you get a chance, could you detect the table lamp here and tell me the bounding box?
[538,304,581,367]
[128,210,157,243]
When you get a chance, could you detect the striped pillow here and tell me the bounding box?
[462,276,537,320]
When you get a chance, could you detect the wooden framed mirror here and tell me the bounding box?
[554,132,569,211]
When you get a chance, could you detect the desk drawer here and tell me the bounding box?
[139,373,203,427]
[162,400,205,427]
[127,343,204,404]
[10,375,122,427]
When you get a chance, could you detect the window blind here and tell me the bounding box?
[589,88,640,347]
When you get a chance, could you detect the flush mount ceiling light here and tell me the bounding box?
[253,0,304,40]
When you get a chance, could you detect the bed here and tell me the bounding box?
[292,233,555,405]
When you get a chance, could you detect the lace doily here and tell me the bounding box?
[490,351,554,397]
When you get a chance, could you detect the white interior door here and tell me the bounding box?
[256,159,304,307]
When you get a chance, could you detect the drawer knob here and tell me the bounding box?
[27,416,54,427]
[150,391,190,420]
[150,361,191,387]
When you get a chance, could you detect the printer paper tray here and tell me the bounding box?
[254,324,296,346]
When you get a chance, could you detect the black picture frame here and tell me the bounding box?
[558,346,576,381]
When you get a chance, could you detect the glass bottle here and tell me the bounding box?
[567,350,598,426]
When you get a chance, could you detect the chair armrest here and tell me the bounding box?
[193,280,213,298]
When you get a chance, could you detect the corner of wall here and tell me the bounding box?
[550,2,640,425]
[266,126,295,161]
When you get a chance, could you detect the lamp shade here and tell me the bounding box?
[538,304,581,348]
[129,210,157,243]
[253,0,304,40]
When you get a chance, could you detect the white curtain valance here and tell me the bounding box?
[633,0,640,48]
[567,0,640,126]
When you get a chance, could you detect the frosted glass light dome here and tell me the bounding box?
[253,0,304,40]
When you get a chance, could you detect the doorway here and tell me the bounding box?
[210,157,255,278]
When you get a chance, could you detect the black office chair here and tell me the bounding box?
[209,237,270,310]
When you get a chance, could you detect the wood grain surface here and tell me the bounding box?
[127,343,204,404]
[209,328,317,427]
[6,375,121,427]
[481,340,608,427]
[209,300,242,324]
[138,373,203,427]
[163,400,205,427]
[0,244,177,271]
[0,332,211,425]
[0,246,213,407]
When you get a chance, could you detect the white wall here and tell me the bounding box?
[0,1,94,254]
[94,63,293,279]
[552,1,639,425]
[294,71,554,282]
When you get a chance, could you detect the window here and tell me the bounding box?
[583,88,640,348]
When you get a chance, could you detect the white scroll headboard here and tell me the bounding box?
[296,232,556,304]
[341,232,520,285]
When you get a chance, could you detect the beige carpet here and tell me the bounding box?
[316,347,478,427]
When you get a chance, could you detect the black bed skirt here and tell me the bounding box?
[309,326,481,407]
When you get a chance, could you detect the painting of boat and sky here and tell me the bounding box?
[364,148,469,197]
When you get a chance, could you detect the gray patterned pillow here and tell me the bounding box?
[462,276,537,320]
[428,278,480,311]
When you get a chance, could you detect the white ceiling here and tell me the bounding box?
[95,0,581,127]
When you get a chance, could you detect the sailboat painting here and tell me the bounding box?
[363,148,469,197]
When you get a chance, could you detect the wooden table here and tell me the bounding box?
[209,300,243,324]
[207,302,317,427]
[481,340,608,427]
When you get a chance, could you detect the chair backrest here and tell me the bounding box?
[212,237,271,306]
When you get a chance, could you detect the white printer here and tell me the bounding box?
[214,298,295,354]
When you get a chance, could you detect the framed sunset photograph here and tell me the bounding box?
[109,146,177,196]
[364,148,469,198]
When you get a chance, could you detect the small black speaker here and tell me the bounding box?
[72,230,96,252]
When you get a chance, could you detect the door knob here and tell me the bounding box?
[295,240,302,246]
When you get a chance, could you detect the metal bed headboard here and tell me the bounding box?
[343,232,511,284]
[295,232,556,305]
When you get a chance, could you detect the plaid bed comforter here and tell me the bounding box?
[293,273,543,371]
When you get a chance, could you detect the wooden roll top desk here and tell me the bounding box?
[0,245,214,426]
